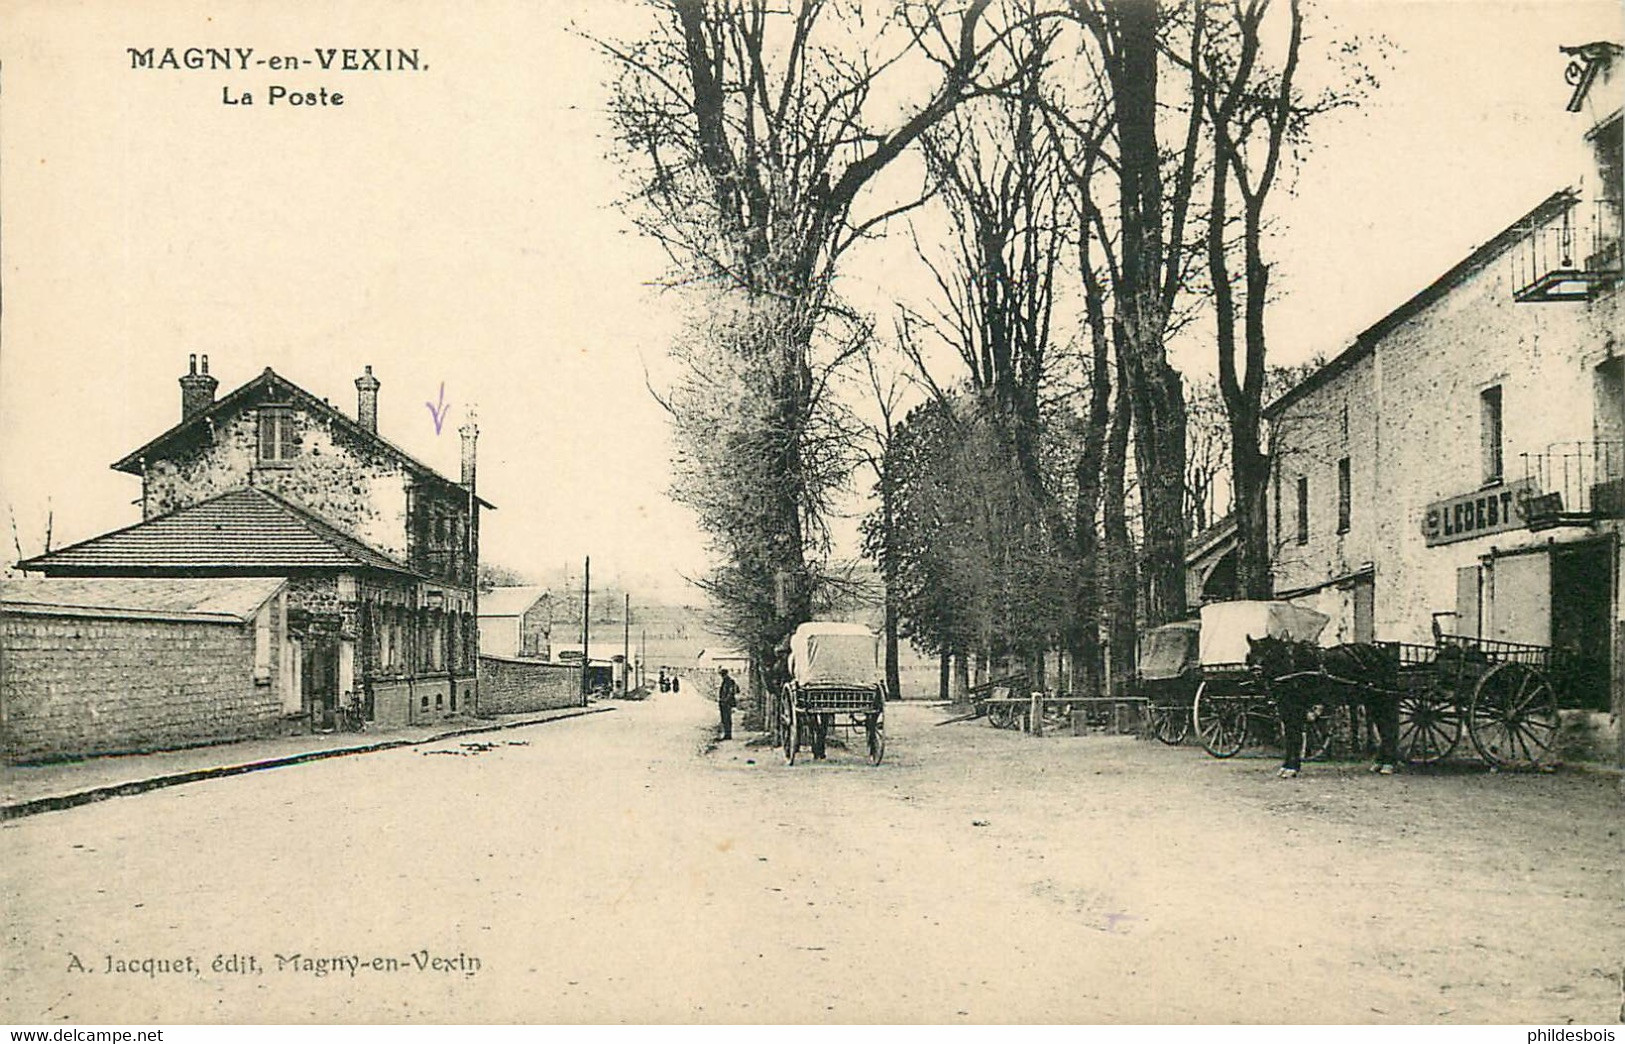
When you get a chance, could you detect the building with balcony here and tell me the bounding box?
[19,357,491,732]
[1264,42,1622,762]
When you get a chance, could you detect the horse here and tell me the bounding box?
[1245,634,1402,778]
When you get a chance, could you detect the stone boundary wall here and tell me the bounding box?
[477,655,580,715]
[2,610,279,763]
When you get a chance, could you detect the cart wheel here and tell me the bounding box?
[784,703,798,765]
[1469,662,1560,769]
[1398,680,1462,765]
[1151,704,1190,745]
[867,713,885,765]
[1194,682,1247,758]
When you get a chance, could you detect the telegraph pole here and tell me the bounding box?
[579,555,590,706]
[622,593,631,695]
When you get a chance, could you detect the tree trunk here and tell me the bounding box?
[1107,0,1187,628]
[884,595,902,700]
[1232,422,1273,599]
[881,456,903,701]
[1103,340,1139,690]
[1069,221,1115,699]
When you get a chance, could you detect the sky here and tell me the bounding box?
[0,0,1620,600]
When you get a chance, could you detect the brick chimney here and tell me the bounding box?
[179,353,218,421]
[459,411,478,489]
[355,365,380,434]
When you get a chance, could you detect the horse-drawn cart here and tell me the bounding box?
[968,674,1032,730]
[1392,630,1570,769]
[778,622,886,766]
[1133,620,1201,745]
[1188,600,1580,771]
[1189,601,1340,761]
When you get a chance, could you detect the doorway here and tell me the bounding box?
[1550,540,1615,711]
[301,636,341,729]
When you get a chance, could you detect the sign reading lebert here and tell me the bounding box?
[1421,478,1535,546]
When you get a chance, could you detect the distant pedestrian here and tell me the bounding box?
[717,668,739,740]
[659,668,670,693]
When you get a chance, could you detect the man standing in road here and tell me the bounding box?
[717,668,739,741]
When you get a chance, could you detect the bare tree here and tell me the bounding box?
[1185,379,1230,535]
[909,15,1076,679]
[853,334,909,704]
[597,0,1013,702]
[1060,0,1211,627]
[1197,0,1380,597]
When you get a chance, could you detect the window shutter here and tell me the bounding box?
[1455,566,1481,638]
[279,411,296,460]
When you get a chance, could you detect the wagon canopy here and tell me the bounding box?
[788,622,882,687]
[1198,600,1330,667]
[1137,620,1201,680]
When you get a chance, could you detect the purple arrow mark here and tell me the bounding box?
[1103,912,1137,933]
[425,382,450,434]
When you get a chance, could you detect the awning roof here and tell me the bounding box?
[1,576,285,623]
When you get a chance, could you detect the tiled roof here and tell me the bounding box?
[478,585,549,617]
[17,487,417,577]
[110,367,494,509]
[1,576,285,623]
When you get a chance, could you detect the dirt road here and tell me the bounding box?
[2,688,1620,1023]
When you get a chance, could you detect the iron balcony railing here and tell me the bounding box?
[1511,197,1623,302]
[1520,440,1625,525]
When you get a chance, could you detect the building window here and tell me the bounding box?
[1481,385,1503,485]
[1295,476,1309,545]
[390,607,405,671]
[258,408,298,465]
[1337,458,1351,534]
[378,607,393,671]
[1596,358,1623,475]
[254,604,273,683]
[429,613,445,671]
[1272,468,1282,547]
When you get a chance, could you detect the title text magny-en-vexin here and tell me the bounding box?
[127,47,425,108]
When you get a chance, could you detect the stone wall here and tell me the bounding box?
[368,674,477,728]
[1270,353,1380,644]
[143,399,412,561]
[2,610,282,762]
[477,656,580,714]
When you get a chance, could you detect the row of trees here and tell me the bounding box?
[596,0,1378,700]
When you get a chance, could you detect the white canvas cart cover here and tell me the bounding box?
[1198,601,1330,667]
[1137,620,1201,680]
[788,622,882,687]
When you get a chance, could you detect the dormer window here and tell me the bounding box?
[258,407,298,466]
